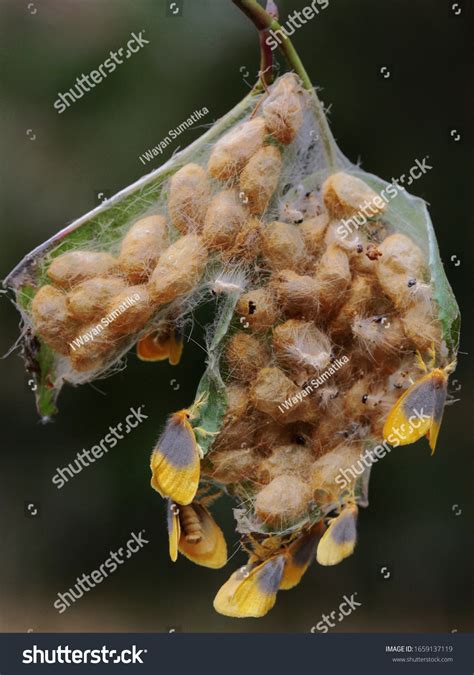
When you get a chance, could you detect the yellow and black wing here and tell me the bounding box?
[280,530,318,590]
[151,412,200,505]
[383,369,448,453]
[214,556,285,618]
[317,505,358,566]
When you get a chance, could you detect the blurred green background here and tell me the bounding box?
[0,0,472,632]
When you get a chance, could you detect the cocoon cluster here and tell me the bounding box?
[21,73,454,618]
[199,144,445,602]
[28,75,309,380]
[30,74,444,512]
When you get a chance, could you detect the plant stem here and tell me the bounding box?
[232,0,336,169]
[259,28,274,87]
[234,0,313,88]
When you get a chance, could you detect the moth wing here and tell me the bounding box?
[317,506,358,566]
[280,531,317,590]
[178,504,227,569]
[150,414,200,505]
[232,556,285,618]
[137,332,170,361]
[214,556,285,618]
[383,372,437,446]
[166,500,180,562]
[168,329,184,366]
[428,371,448,453]
[213,568,247,617]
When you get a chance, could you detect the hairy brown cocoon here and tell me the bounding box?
[150,234,208,304]
[47,251,119,288]
[69,323,121,373]
[314,243,351,312]
[119,215,169,283]
[352,315,410,360]
[240,145,282,215]
[377,233,426,276]
[105,285,154,336]
[322,172,385,219]
[299,214,330,256]
[401,305,441,351]
[311,444,364,498]
[261,221,307,272]
[207,447,259,484]
[236,286,279,332]
[250,366,312,422]
[32,285,78,355]
[271,270,321,319]
[168,164,211,234]
[257,444,315,484]
[330,275,378,339]
[207,118,267,181]
[220,217,262,262]
[211,409,261,454]
[262,73,304,145]
[255,475,311,525]
[202,190,248,250]
[225,384,250,418]
[225,332,269,382]
[272,319,332,381]
[67,277,127,323]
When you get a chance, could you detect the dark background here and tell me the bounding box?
[0,0,472,632]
